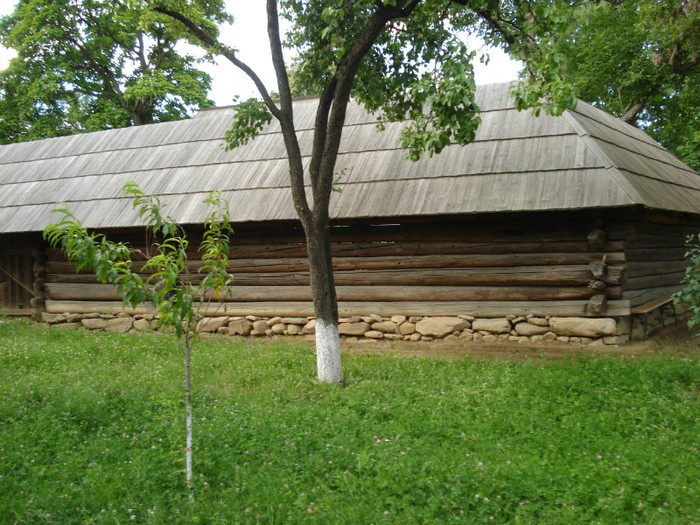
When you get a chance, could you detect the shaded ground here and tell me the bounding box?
[338,323,700,361]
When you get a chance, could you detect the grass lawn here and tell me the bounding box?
[0,318,698,524]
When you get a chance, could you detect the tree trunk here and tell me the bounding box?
[305,219,342,383]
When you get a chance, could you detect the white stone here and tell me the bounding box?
[415,317,467,338]
[549,317,616,338]
[472,318,511,334]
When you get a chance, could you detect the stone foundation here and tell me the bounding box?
[40,311,633,345]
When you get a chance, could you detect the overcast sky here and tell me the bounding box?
[0,1,521,107]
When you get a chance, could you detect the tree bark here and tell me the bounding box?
[304,218,342,383]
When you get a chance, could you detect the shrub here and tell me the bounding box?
[674,234,700,338]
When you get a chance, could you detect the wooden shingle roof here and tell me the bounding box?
[1,82,698,233]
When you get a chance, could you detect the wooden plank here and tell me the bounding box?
[624,247,686,262]
[45,299,632,318]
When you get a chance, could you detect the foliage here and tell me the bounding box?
[0,0,230,144]
[552,0,699,170]
[674,234,700,338]
[1,319,699,523]
[43,183,233,497]
[44,183,233,335]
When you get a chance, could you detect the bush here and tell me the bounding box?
[674,234,700,338]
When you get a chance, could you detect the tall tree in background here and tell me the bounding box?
[0,0,230,143]
[153,0,574,383]
[554,0,699,171]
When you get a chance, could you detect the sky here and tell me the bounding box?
[0,1,521,107]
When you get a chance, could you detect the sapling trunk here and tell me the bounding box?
[185,330,194,502]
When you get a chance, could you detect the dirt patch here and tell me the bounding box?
[339,323,700,361]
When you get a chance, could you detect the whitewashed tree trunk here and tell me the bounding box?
[315,318,342,383]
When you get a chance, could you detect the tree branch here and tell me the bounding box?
[154,7,281,121]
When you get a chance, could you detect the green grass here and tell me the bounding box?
[0,318,698,524]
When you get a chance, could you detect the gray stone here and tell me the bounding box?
[391,315,407,325]
[339,322,371,336]
[399,321,416,335]
[527,317,549,327]
[271,323,287,335]
[483,334,499,342]
[371,321,398,333]
[64,313,82,323]
[133,318,152,331]
[364,330,384,339]
[229,319,253,336]
[409,333,422,341]
[368,314,384,323]
[83,313,100,319]
[106,318,133,333]
[197,316,229,333]
[542,332,558,341]
[531,335,544,344]
[415,317,467,338]
[383,333,401,340]
[253,320,269,333]
[287,324,303,336]
[549,317,616,338]
[266,316,282,327]
[408,316,423,323]
[472,318,511,334]
[82,318,108,330]
[280,317,308,325]
[42,313,66,324]
[303,320,316,334]
[514,322,549,336]
[444,334,460,343]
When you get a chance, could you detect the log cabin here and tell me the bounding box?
[1,83,698,342]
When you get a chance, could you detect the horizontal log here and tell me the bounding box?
[47,251,629,275]
[623,285,682,308]
[45,299,632,318]
[47,265,619,287]
[46,282,616,303]
[624,247,686,262]
[627,261,687,278]
[623,272,685,292]
[624,234,688,249]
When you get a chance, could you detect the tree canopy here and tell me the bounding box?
[553,0,699,171]
[0,0,230,144]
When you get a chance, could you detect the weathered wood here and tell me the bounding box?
[626,261,687,278]
[624,247,686,262]
[46,281,617,303]
[48,265,609,286]
[623,285,682,308]
[623,272,686,291]
[45,299,632,318]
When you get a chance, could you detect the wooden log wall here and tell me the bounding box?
[614,209,699,309]
[43,210,635,318]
